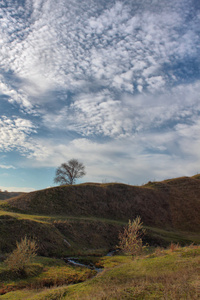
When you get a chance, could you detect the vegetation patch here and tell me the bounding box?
[0,256,95,296]
[47,245,200,299]
[0,245,199,299]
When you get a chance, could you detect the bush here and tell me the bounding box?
[5,236,38,275]
[118,216,146,257]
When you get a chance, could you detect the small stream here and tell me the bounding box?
[64,250,117,273]
[65,257,102,273]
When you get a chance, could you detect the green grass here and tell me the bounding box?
[0,204,126,224]
[1,245,199,300]
[0,256,96,296]
[145,226,200,245]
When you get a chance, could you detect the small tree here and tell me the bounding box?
[5,236,38,274]
[54,159,86,185]
[118,216,145,257]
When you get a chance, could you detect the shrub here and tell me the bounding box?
[169,242,180,252]
[5,236,38,275]
[118,216,146,257]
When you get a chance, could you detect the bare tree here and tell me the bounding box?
[54,159,86,185]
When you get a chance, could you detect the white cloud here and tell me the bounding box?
[0,185,35,192]
[146,76,166,92]
[19,124,200,185]
[0,164,16,169]
[0,76,33,111]
[42,80,200,138]
[0,116,38,153]
[0,0,199,111]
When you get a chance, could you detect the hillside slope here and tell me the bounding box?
[0,215,67,256]
[6,175,200,232]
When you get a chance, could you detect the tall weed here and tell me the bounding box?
[5,236,37,275]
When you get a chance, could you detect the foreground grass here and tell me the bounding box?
[0,256,96,297]
[1,245,199,299]
[62,245,200,300]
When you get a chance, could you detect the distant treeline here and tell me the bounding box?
[0,191,23,200]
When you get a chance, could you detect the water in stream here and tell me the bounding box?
[64,257,103,273]
[64,250,117,272]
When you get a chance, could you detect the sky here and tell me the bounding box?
[0,0,200,192]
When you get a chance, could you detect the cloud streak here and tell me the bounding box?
[42,81,200,138]
[0,164,15,169]
[0,116,39,154]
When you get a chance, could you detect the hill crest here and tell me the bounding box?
[6,175,200,232]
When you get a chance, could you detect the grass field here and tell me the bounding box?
[0,245,199,299]
[0,256,96,297]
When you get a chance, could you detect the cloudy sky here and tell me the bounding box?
[0,0,200,192]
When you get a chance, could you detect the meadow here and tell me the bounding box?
[0,244,199,299]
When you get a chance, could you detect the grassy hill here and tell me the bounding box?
[0,175,199,256]
[0,175,200,299]
[6,175,200,231]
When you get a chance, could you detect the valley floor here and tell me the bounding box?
[0,244,199,299]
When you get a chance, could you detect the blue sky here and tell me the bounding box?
[0,0,200,192]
